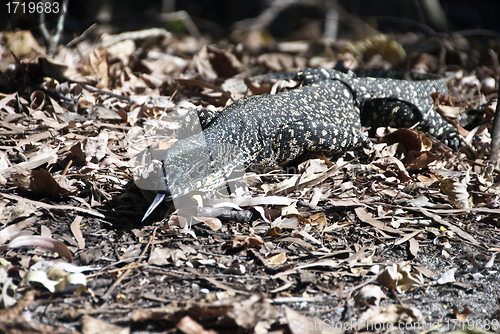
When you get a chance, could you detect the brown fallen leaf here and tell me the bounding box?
[0,216,34,245]
[284,305,343,334]
[405,150,437,171]
[193,216,222,231]
[408,238,420,257]
[176,316,217,334]
[4,235,73,263]
[267,252,287,265]
[29,168,76,197]
[377,263,424,292]
[81,46,111,89]
[384,128,432,152]
[371,156,410,183]
[81,315,130,334]
[226,235,264,249]
[70,216,85,250]
[354,284,386,307]
[228,294,278,329]
[1,147,58,178]
[265,226,283,237]
[30,90,46,110]
[440,174,472,209]
[358,304,423,330]
[0,290,68,333]
[453,305,470,321]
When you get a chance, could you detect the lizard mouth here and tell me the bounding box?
[141,190,172,222]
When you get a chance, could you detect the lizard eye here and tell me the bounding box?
[190,161,207,178]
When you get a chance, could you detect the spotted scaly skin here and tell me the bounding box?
[162,68,457,199]
[295,68,456,144]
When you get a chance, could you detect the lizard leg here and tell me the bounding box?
[361,99,459,148]
[271,120,372,165]
[361,99,421,135]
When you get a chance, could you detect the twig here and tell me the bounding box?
[101,229,156,300]
[40,0,69,57]
[80,83,131,101]
[159,10,202,40]
[323,0,339,40]
[1,192,104,218]
[101,28,171,48]
[176,78,233,102]
[364,16,437,36]
[66,23,97,48]
[489,79,500,165]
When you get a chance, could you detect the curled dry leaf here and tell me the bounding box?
[0,267,16,308]
[29,168,76,197]
[405,150,437,171]
[55,273,87,294]
[440,176,472,209]
[176,316,217,334]
[384,128,432,152]
[436,268,456,284]
[372,156,410,182]
[358,304,423,330]
[377,263,424,292]
[0,200,36,227]
[222,262,246,275]
[70,216,85,249]
[309,212,328,225]
[83,133,109,162]
[81,315,130,334]
[81,46,111,89]
[20,270,57,292]
[266,226,283,237]
[30,90,46,110]
[267,252,287,265]
[453,305,470,321]
[165,215,188,229]
[193,217,222,231]
[354,284,386,307]
[5,235,73,263]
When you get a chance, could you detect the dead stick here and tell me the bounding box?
[489,55,500,164]
[101,229,156,300]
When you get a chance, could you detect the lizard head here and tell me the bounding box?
[162,133,245,198]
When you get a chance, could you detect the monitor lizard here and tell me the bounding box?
[141,68,458,220]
